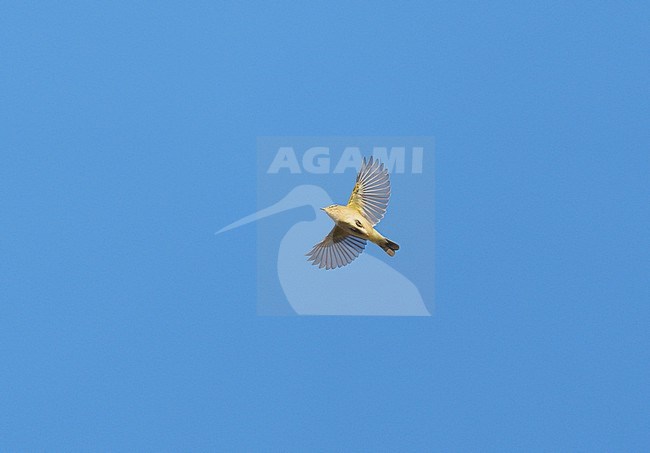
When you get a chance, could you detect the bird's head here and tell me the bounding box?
[320,204,344,219]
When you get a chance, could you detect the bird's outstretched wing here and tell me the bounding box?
[347,156,390,226]
[306,226,367,270]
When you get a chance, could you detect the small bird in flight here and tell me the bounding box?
[306,156,400,269]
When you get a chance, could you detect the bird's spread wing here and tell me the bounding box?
[306,226,367,270]
[347,156,390,226]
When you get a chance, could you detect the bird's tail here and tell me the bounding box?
[380,238,400,257]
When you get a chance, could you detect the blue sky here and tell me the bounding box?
[1,1,649,450]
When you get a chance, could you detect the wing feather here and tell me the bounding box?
[306,226,367,270]
[347,156,391,225]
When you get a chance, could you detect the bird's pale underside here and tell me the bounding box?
[306,157,400,269]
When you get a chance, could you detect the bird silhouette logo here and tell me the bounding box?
[216,156,430,316]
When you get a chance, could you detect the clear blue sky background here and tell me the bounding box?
[1,2,648,451]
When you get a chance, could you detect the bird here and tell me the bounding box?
[216,184,429,316]
[306,156,399,270]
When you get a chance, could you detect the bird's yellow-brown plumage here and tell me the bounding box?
[306,157,400,269]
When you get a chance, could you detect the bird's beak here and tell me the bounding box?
[216,202,289,234]
[215,185,333,235]
[216,190,313,235]
[320,207,325,211]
